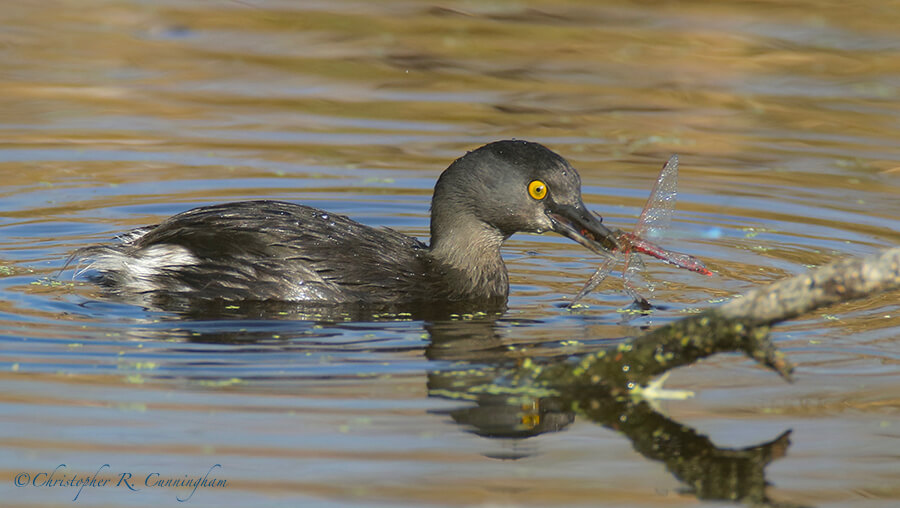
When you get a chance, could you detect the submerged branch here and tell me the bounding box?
[426,245,900,508]
[717,246,900,325]
[535,246,900,392]
[433,248,898,507]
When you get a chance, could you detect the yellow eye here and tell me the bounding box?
[528,180,547,200]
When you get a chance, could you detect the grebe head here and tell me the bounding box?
[430,140,618,259]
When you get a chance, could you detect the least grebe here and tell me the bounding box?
[74,140,618,305]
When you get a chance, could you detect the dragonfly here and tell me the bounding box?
[570,154,712,308]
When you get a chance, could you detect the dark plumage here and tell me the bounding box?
[74,140,617,306]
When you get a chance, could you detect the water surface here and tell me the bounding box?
[1,1,899,506]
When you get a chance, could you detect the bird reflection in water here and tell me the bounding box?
[132,302,796,507]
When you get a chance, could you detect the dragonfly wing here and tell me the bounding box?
[569,257,615,306]
[634,154,678,241]
[623,251,653,306]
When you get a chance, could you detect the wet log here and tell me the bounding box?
[536,246,900,392]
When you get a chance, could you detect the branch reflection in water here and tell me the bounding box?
[115,298,796,507]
